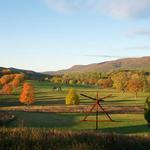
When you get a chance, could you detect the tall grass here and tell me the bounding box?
[0,128,150,150]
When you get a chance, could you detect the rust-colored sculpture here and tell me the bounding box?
[80,92,113,130]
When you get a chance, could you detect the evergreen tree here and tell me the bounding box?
[144,96,150,127]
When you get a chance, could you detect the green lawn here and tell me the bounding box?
[0,80,150,135]
[3,111,150,135]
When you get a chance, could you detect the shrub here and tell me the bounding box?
[144,96,150,126]
[65,89,79,105]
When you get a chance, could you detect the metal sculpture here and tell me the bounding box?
[80,92,113,130]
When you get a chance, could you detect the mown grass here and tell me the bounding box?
[0,80,149,107]
[2,111,150,135]
[1,128,150,150]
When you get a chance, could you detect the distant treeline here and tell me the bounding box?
[49,70,150,98]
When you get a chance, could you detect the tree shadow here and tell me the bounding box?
[106,99,135,103]
[0,99,65,107]
[101,124,150,134]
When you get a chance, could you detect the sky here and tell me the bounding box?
[0,0,150,72]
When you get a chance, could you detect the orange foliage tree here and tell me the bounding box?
[19,82,35,105]
[0,74,15,85]
[15,73,25,82]
[127,79,143,99]
[11,73,25,88]
[11,79,20,88]
[1,84,13,95]
[97,78,113,89]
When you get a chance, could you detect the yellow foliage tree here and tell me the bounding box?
[127,79,143,99]
[19,82,35,105]
[65,89,79,105]
[111,72,128,92]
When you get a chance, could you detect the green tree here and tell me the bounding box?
[144,96,150,127]
[65,89,79,105]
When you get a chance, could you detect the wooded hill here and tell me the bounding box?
[0,67,50,80]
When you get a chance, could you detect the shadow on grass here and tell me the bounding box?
[101,124,150,134]
[107,99,136,103]
[0,97,95,107]
[5,111,77,128]
[0,99,65,107]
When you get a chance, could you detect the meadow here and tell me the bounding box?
[1,80,150,149]
[0,80,150,135]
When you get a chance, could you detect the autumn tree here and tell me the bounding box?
[51,76,62,84]
[19,82,35,105]
[11,79,20,88]
[11,73,25,88]
[127,79,143,99]
[15,73,25,82]
[0,74,15,85]
[65,89,79,105]
[1,84,13,95]
[111,72,128,92]
[97,78,113,89]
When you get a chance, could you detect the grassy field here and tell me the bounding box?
[0,80,150,135]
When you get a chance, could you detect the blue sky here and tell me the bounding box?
[0,0,150,72]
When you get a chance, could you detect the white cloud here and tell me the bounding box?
[102,0,150,19]
[126,47,150,50]
[43,0,150,19]
[126,28,150,36]
[133,30,150,35]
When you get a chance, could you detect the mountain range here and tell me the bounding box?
[44,57,150,75]
[1,57,150,77]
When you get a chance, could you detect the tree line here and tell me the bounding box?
[49,70,150,98]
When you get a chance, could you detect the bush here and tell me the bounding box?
[65,89,79,105]
[144,96,150,126]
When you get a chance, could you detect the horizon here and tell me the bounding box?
[1,55,150,73]
[1,0,150,72]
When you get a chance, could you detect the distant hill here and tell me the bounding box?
[0,67,50,80]
[44,57,150,75]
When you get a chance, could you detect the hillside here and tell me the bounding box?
[45,57,150,75]
[0,67,50,80]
